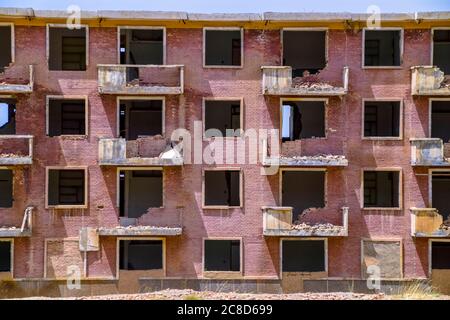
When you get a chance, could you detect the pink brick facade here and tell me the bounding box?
[0,11,449,295]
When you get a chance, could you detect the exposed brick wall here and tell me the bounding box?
[0,22,441,285]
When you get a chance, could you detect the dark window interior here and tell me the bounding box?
[0,99,16,135]
[283,31,326,77]
[0,241,11,272]
[431,101,450,143]
[0,26,12,72]
[48,99,86,136]
[363,171,399,208]
[282,171,325,221]
[119,240,163,270]
[433,30,450,75]
[432,242,450,269]
[364,101,400,137]
[205,30,241,66]
[204,171,240,207]
[0,170,13,208]
[119,170,163,218]
[49,27,86,71]
[432,174,450,221]
[204,240,240,272]
[120,29,163,65]
[364,30,401,67]
[205,100,241,137]
[282,240,325,272]
[119,99,163,140]
[48,169,85,206]
[282,101,325,141]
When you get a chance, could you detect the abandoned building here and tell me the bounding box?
[0,8,450,297]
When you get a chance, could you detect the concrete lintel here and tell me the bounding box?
[0,84,33,94]
[98,226,182,236]
[0,157,33,165]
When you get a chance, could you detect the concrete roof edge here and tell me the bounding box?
[0,8,449,22]
[187,13,263,21]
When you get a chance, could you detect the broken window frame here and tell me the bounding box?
[429,98,450,140]
[116,167,165,213]
[429,239,450,276]
[431,27,450,75]
[280,98,328,142]
[0,23,15,66]
[116,237,166,276]
[117,26,166,65]
[361,168,402,210]
[46,24,89,71]
[202,169,243,209]
[45,166,88,209]
[0,238,13,276]
[116,96,165,139]
[281,28,328,75]
[202,237,242,275]
[362,28,404,69]
[46,95,89,137]
[361,99,403,140]
[361,238,403,279]
[202,97,244,140]
[203,27,244,68]
[280,238,328,275]
[279,168,327,212]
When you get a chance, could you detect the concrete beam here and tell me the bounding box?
[187,13,262,21]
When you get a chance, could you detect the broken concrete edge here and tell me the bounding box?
[0,8,449,22]
[263,229,347,237]
[0,229,31,237]
[0,157,33,165]
[262,156,348,167]
[97,226,183,236]
[0,65,34,93]
[98,159,184,166]
[98,87,184,95]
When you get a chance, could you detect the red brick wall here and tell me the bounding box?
[2,24,437,282]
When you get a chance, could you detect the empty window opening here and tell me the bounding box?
[432,242,450,269]
[48,26,86,71]
[283,31,326,77]
[363,101,400,137]
[0,170,13,208]
[204,29,242,66]
[0,99,16,135]
[119,99,163,140]
[119,170,163,218]
[433,30,450,75]
[282,171,325,221]
[204,170,240,207]
[0,25,12,72]
[119,240,163,270]
[204,100,241,138]
[282,101,325,142]
[48,169,85,206]
[431,100,450,143]
[282,240,325,272]
[432,174,450,221]
[48,98,86,136]
[0,241,11,273]
[204,240,240,272]
[364,30,401,67]
[363,171,400,208]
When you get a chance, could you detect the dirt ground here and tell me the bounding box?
[17,289,450,300]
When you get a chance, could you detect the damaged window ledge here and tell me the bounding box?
[47,205,88,210]
[56,135,89,140]
[361,136,403,141]
[362,207,402,211]
[362,66,403,70]
[202,205,242,210]
[202,271,243,279]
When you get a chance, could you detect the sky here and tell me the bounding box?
[0,0,449,13]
